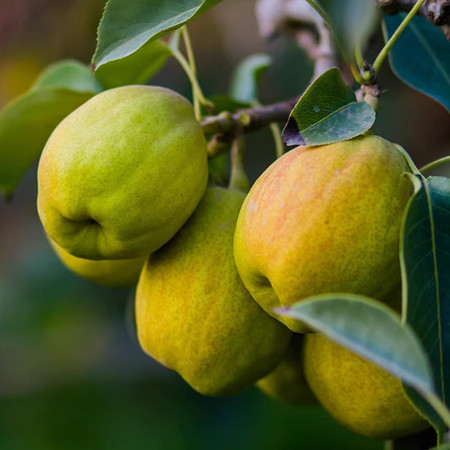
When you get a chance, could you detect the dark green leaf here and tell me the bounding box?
[95,40,171,89]
[206,96,251,114]
[93,0,222,69]
[282,67,375,146]
[384,14,450,111]
[311,0,378,58]
[230,54,272,103]
[401,175,450,433]
[32,60,102,93]
[0,61,98,198]
[277,294,435,396]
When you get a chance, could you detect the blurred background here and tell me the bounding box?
[0,0,448,448]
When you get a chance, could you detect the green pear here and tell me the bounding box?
[234,135,411,332]
[135,187,291,396]
[256,335,316,405]
[303,334,428,439]
[48,238,145,288]
[38,85,208,260]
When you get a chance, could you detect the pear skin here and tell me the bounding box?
[135,187,291,396]
[48,238,145,288]
[234,136,411,332]
[38,85,208,260]
[303,334,429,439]
[257,335,316,405]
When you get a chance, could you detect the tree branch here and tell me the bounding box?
[377,0,450,39]
[201,98,297,141]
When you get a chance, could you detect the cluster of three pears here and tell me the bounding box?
[37,85,290,395]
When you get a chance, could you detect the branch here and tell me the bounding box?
[377,0,450,39]
[201,98,297,141]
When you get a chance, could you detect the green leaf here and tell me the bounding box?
[309,0,378,59]
[230,54,272,104]
[384,14,450,111]
[31,60,102,93]
[282,67,375,146]
[400,174,450,432]
[206,96,251,114]
[93,0,222,69]
[276,294,435,396]
[0,61,98,198]
[95,40,171,89]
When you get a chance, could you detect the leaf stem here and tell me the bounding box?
[420,156,450,174]
[373,0,427,74]
[171,38,213,122]
[181,27,202,122]
[422,390,450,429]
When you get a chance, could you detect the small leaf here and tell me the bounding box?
[31,60,102,93]
[0,61,98,198]
[282,67,375,146]
[384,14,450,111]
[93,0,222,69]
[230,54,272,104]
[206,95,251,114]
[277,294,435,396]
[400,175,450,432]
[95,40,172,89]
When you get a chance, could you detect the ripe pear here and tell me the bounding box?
[48,238,145,288]
[38,85,208,260]
[234,135,411,332]
[256,335,316,405]
[303,334,428,439]
[135,187,291,396]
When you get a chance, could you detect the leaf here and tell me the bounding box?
[93,0,223,69]
[230,54,272,104]
[276,294,435,396]
[282,67,375,146]
[384,14,450,111]
[0,61,98,198]
[31,60,102,93]
[95,40,171,89]
[206,95,251,114]
[400,174,450,432]
[308,0,378,59]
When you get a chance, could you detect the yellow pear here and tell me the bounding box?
[256,335,316,405]
[234,135,411,332]
[303,334,428,439]
[48,238,145,288]
[38,85,208,260]
[135,187,291,396]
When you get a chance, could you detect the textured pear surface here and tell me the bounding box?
[303,334,428,439]
[257,335,316,405]
[38,85,208,260]
[49,238,145,288]
[234,135,411,332]
[135,187,291,396]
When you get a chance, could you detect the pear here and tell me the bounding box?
[38,85,208,260]
[48,238,145,288]
[256,335,316,405]
[234,135,411,332]
[135,187,291,396]
[303,334,428,439]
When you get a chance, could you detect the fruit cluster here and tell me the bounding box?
[37,85,428,440]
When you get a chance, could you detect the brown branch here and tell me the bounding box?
[201,98,298,139]
[377,0,450,39]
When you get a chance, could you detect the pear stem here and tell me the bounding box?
[228,136,250,193]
